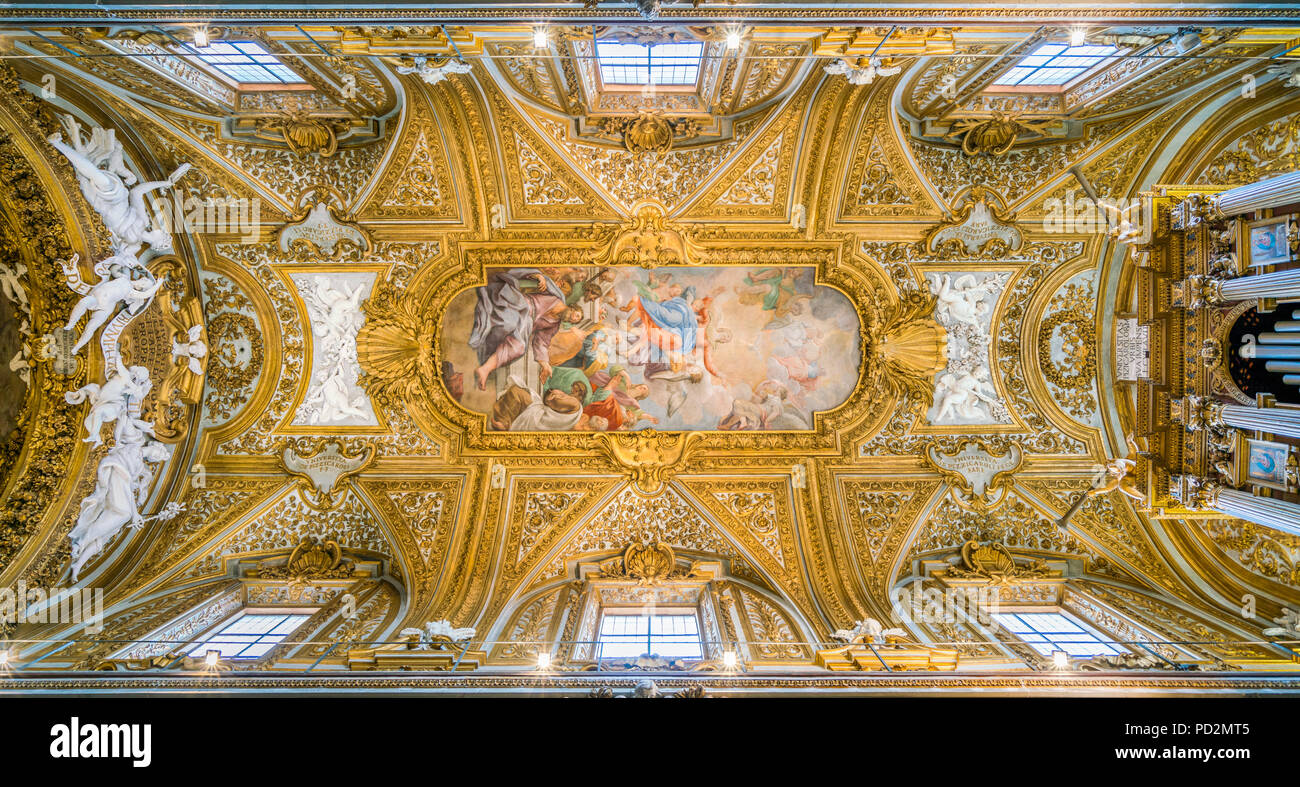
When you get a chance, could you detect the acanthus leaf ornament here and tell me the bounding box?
[592,200,704,266]
[943,111,1061,157]
[599,430,701,495]
[939,540,1056,585]
[595,541,703,585]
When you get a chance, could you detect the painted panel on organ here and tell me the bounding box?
[440,265,861,431]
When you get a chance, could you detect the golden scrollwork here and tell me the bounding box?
[248,536,356,580]
[922,439,1023,511]
[594,541,704,584]
[7,19,1300,689]
[943,111,1062,157]
[592,200,705,265]
[599,431,702,494]
[939,540,1056,585]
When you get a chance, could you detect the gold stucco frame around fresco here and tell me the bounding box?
[363,235,905,458]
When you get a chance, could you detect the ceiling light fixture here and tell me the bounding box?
[0,649,9,666]
[193,25,210,49]
[722,650,737,669]
[725,27,742,50]
[533,26,550,49]
[204,649,220,668]
[536,651,551,670]
[1052,650,1070,669]
[1070,26,1087,47]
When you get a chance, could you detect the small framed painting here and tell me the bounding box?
[1246,217,1294,268]
[1245,438,1292,490]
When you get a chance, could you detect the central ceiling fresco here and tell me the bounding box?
[442,264,861,431]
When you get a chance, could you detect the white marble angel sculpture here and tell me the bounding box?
[64,358,152,446]
[9,319,32,387]
[305,362,369,423]
[396,55,473,85]
[831,618,907,645]
[305,277,366,348]
[1087,434,1146,503]
[932,273,994,327]
[0,260,28,310]
[171,324,207,375]
[933,366,999,422]
[62,253,166,353]
[1101,201,1145,243]
[397,620,476,650]
[823,55,901,85]
[68,415,172,579]
[47,114,190,253]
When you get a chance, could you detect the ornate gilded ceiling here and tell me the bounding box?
[0,7,1298,685]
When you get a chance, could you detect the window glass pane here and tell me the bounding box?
[597,613,703,659]
[193,40,305,85]
[185,612,310,659]
[992,42,1118,86]
[995,611,1125,658]
[597,40,702,86]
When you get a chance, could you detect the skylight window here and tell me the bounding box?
[192,40,305,85]
[597,613,703,659]
[992,611,1127,658]
[992,43,1119,87]
[595,40,703,86]
[184,611,311,659]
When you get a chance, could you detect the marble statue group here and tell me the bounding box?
[48,113,190,579]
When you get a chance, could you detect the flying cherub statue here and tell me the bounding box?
[1087,435,1146,503]
[171,324,207,375]
[824,56,901,85]
[932,273,994,327]
[830,618,908,645]
[1101,200,1145,243]
[64,358,153,446]
[305,277,366,347]
[62,253,167,353]
[47,114,190,253]
[396,56,473,85]
[933,365,999,422]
